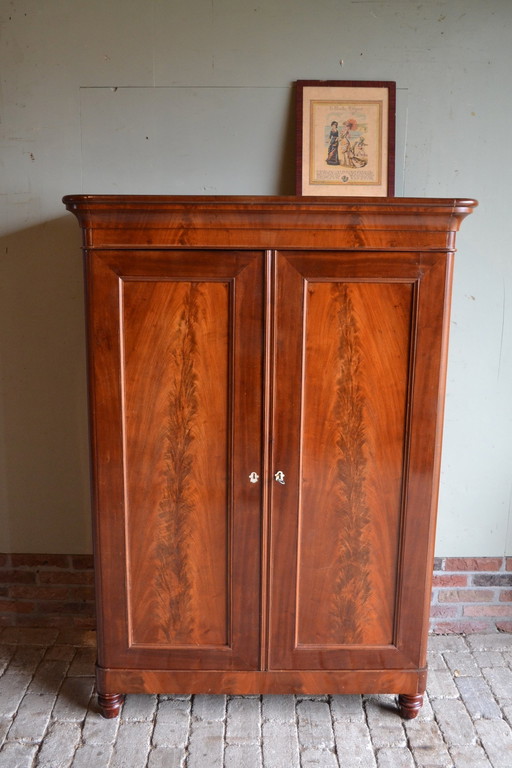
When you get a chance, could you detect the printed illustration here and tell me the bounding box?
[309,100,382,187]
[326,119,368,169]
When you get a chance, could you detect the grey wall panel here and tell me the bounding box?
[80,86,295,195]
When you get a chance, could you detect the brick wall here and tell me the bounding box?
[1,553,512,633]
[431,557,512,634]
[0,554,95,628]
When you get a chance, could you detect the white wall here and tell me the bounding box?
[0,0,510,555]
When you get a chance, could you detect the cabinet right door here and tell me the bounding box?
[269,249,451,672]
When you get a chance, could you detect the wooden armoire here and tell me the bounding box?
[63,195,476,718]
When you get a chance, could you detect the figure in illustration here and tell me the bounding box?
[339,126,351,167]
[327,118,368,169]
[349,135,368,168]
[326,121,340,165]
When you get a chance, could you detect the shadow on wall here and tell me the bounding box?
[0,215,92,554]
[277,85,297,195]
[0,84,297,555]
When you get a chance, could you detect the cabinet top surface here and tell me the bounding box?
[63,195,477,250]
[63,194,477,211]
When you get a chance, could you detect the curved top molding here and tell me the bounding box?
[63,195,477,251]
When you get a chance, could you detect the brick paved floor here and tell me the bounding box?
[1,628,512,767]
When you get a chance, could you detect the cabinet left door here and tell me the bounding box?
[86,249,265,672]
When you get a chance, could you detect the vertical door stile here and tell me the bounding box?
[118,271,132,649]
[294,271,309,654]
[227,274,235,654]
[393,276,421,650]
[260,249,275,671]
[268,250,306,669]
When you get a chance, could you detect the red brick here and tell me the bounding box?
[496,621,512,633]
[433,558,444,571]
[430,620,490,634]
[0,599,36,613]
[500,591,512,602]
[0,570,36,584]
[473,574,512,587]
[432,574,468,588]
[10,554,69,568]
[8,585,70,601]
[430,605,459,618]
[71,555,94,570]
[444,557,504,572]
[72,617,97,629]
[507,558,512,572]
[464,605,512,617]
[36,601,95,616]
[0,554,8,567]
[438,589,494,603]
[38,571,94,585]
[9,614,73,628]
[68,586,95,602]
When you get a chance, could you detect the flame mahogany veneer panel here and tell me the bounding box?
[122,279,230,648]
[297,280,412,647]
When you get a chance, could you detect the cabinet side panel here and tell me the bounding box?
[121,280,230,647]
[297,281,413,647]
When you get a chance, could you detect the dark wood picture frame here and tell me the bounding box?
[295,80,396,196]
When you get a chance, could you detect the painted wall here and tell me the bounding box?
[0,0,510,555]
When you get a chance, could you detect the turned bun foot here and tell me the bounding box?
[98,692,125,718]
[398,693,423,719]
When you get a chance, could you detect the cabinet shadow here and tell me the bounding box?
[0,215,91,555]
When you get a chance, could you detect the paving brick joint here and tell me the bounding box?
[1,626,512,766]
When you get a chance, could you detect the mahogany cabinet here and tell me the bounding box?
[63,195,476,719]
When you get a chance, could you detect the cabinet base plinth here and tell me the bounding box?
[98,693,125,719]
[398,693,423,719]
[96,665,427,700]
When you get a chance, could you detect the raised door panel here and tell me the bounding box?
[269,250,450,671]
[123,279,229,648]
[87,249,264,670]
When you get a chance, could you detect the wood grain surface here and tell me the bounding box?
[296,280,412,647]
[86,249,264,671]
[122,280,229,647]
[269,252,420,670]
[63,195,476,712]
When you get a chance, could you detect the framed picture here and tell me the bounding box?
[295,80,396,197]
